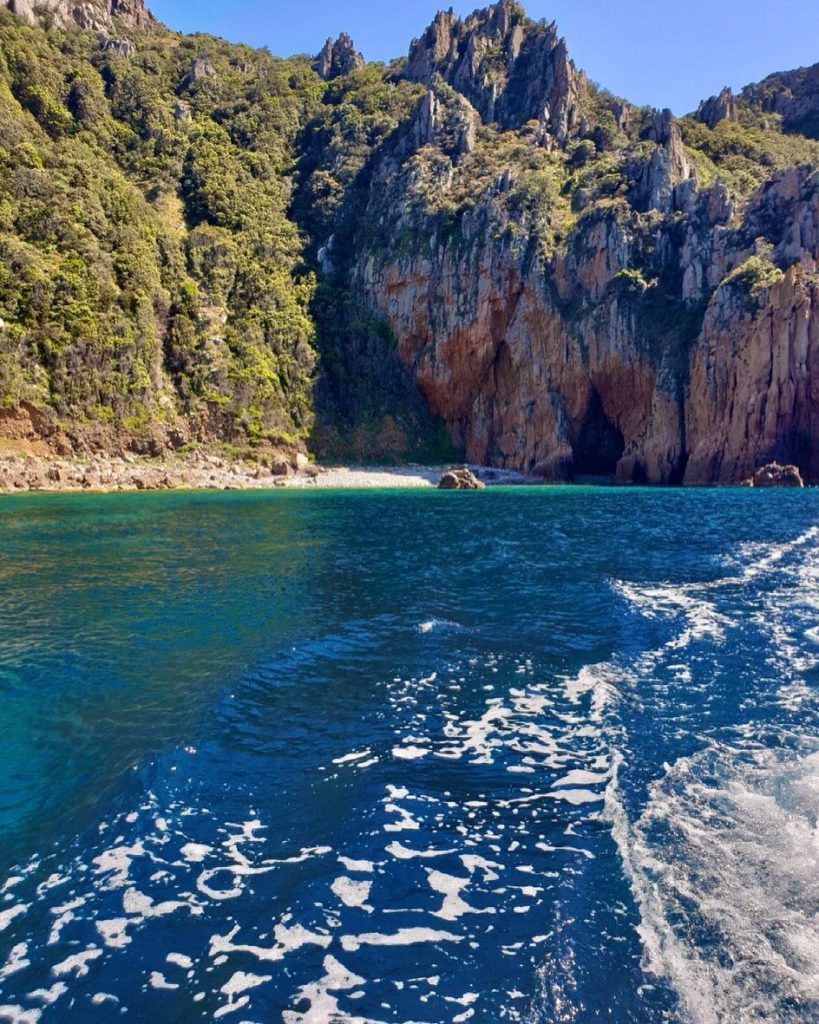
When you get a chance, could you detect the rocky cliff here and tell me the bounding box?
[1,0,819,481]
[308,0,819,483]
[4,0,149,31]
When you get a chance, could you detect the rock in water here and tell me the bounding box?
[750,463,805,488]
[438,469,486,490]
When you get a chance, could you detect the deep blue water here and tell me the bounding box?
[0,487,817,1023]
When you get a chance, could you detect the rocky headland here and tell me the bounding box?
[0,0,818,486]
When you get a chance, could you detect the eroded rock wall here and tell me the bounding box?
[5,0,148,31]
[349,145,819,484]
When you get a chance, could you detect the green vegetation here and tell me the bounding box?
[680,111,819,196]
[293,62,456,456]
[0,11,321,443]
[722,253,784,295]
[613,267,652,293]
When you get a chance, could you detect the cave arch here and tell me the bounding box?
[571,391,625,479]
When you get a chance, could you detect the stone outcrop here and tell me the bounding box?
[313,33,364,80]
[406,0,584,141]
[696,87,737,129]
[685,262,819,484]
[438,467,485,490]
[182,54,217,87]
[741,63,819,139]
[630,109,693,213]
[104,37,136,57]
[749,463,805,488]
[5,0,150,31]
[409,89,479,158]
[341,50,819,486]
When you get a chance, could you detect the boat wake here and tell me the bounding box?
[0,514,817,1023]
[598,524,819,1024]
[605,743,819,1024]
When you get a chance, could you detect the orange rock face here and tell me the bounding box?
[352,157,819,485]
[685,263,819,484]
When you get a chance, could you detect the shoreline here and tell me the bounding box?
[0,451,537,495]
[0,451,810,495]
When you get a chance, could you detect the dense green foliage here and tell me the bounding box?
[680,111,819,195]
[0,11,320,444]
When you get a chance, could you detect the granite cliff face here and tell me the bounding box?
[309,0,819,483]
[4,0,149,30]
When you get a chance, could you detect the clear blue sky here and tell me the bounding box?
[150,1,819,115]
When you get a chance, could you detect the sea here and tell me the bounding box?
[0,486,816,1023]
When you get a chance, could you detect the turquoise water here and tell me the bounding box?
[0,487,817,1023]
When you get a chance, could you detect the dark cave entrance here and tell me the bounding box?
[571,391,625,479]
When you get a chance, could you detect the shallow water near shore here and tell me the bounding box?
[0,486,817,1023]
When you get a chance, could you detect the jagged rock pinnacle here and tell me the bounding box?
[313,32,364,80]
[405,0,583,141]
[696,87,737,128]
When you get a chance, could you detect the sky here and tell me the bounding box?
[150,1,819,115]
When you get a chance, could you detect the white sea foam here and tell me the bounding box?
[282,954,366,1023]
[337,856,374,873]
[426,869,493,921]
[332,750,372,766]
[166,952,193,969]
[551,769,609,787]
[27,984,66,1006]
[382,802,422,833]
[547,788,604,806]
[0,1006,41,1023]
[214,970,271,1018]
[122,887,189,920]
[92,843,144,889]
[460,854,502,881]
[0,907,27,932]
[0,945,28,980]
[51,947,102,978]
[612,580,731,651]
[195,823,330,900]
[386,842,456,861]
[392,745,430,760]
[209,920,332,963]
[45,897,85,946]
[96,918,131,949]
[179,842,212,863]
[331,876,372,911]
[148,971,178,991]
[340,927,463,952]
[606,744,819,1023]
[417,618,461,634]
